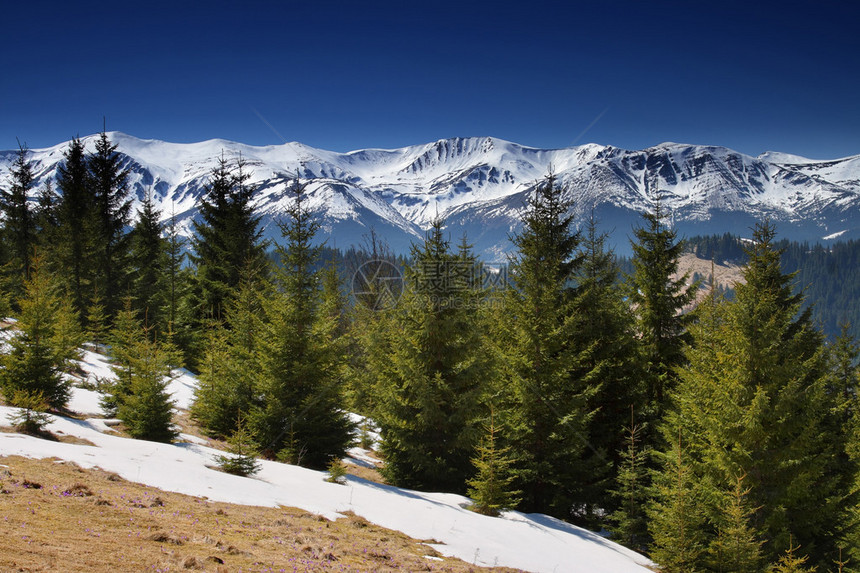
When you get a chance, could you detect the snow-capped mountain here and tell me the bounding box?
[2,132,858,260]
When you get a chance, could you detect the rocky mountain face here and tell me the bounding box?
[2,133,858,260]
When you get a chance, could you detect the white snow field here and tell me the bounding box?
[0,348,655,573]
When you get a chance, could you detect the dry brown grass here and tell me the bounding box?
[0,456,522,572]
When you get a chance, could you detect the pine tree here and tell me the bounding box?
[374,219,487,492]
[467,410,520,516]
[87,130,133,321]
[252,177,353,469]
[0,257,77,410]
[626,202,697,416]
[496,173,594,518]
[1,143,37,302]
[55,137,93,320]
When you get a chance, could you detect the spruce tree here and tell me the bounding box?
[130,190,167,333]
[192,275,264,438]
[1,143,37,302]
[87,130,133,321]
[102,299,145,416]
[375,220,487,492]
[191,154,267,323]
[647,430,706,573]
[252,177,353,469]
[573,214,642,520]
[467,410,520,516]
[709,474,764,573]
[768,540,816,573]
[627,202,697,415]
[55,137,93,319]
[497,173,594,518]
[650,221,855,570]
[609,408,650,552]
[115,332,177,443]
[215,415,260,476]
[0,257,79,410]
[34,179,60,250]
[162,211,186,336]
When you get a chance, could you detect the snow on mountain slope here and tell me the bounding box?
[1,133,858,260]
[0,346,655,573]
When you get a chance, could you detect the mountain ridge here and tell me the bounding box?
[2,132,858,260]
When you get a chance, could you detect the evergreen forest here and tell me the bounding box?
[2,135,858,572]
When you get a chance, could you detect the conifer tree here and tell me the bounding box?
[130,190,167,333]
[650,221,855,569]
[467,410,520,516]
[573,214,642,520]
[55,137,93,319]
[375,219,487,492]
[115,332,177,443]
[87,130,133,321]
[215,415,260,476]
[1,143,37,301]
[343,230,401,414]
[86,289,110,349]
[162,211,186,334]
[648,431,706,573]
[497,173,594,518]
[709,475,763,573]
[191,154,267,323]
[0,257,79,410]
[0,145,36,280]
[609,407,650,552]
[192,275,264,438]
[34,179,59,249]
[627,202,697,415]
[102,299,145,416]
[252,177,353,469]
[768,540,816,573]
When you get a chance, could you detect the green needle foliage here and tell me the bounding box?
[626,202,697,419]
[215,415,261,477]
[609,408,650,552]
[374,219,487,493]
[650,221,856,570]
[0,257,80,410]
[252,177,353,469]
[467,411,520,517]
[496,173,597,519]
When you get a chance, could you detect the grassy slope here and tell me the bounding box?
[0,455,522,573]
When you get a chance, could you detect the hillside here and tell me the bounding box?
[0,345,655,573]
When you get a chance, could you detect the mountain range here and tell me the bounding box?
[2,132,858,261]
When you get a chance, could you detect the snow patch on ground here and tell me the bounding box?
[0,347,655,573]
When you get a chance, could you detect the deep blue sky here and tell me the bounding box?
[3,0,858,158]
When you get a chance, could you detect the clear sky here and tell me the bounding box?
[3,0,858,159]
